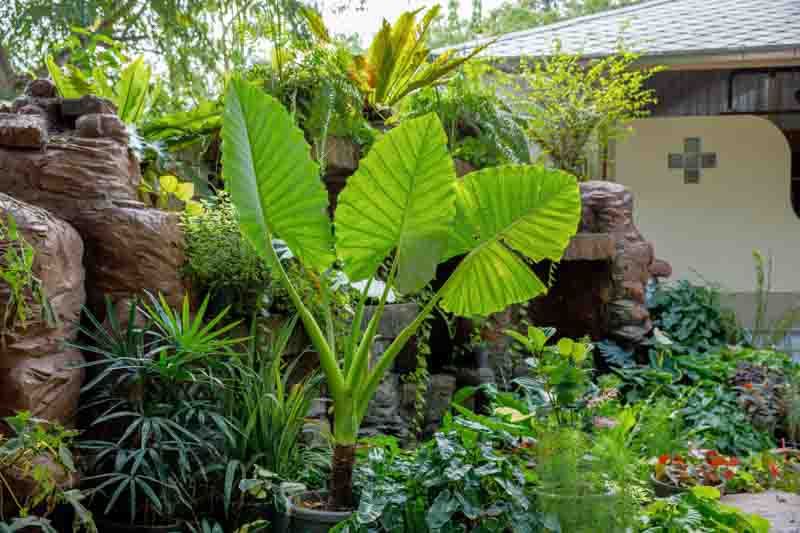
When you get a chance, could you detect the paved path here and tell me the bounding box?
[721,491,800,533]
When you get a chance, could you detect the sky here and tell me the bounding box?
[323,0,508,44]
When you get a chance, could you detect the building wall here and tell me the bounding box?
[615,115,799,325]
[647,70,800,117]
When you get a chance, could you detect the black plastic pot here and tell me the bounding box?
[286,490,352,533]
[650,474,688,498]
[95,518,183,533]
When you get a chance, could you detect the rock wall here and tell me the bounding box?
[0,80,187,426]
[527,180,671,345]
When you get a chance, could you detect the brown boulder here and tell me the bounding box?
[650,259,672,278]
[75,113,129,145]
[25,79,57,99]
[82,205,185,311]
[0,194,85,357]
[0,114,48,149]
[0,137,139,226]
[0,349,84,424]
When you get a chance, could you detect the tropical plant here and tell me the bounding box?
[398,61,531,169]
[0,214,53,339]
[75,297,240,526]
[138,174,203,215]
[335,419,536,532]
[181,192,274,316]
[507,43,662,179]
[535,419,640,533]
[0,412,95,532]
[681,385,774,456]
[506,326,592,427]
[348,6,491,112]
[222,78,581,508]
[648,280,742,353]
[46,49,154,125]
[222,315,329,514]
[639,485,770,533]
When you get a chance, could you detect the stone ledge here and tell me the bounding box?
[562,232,617,261]
[0,114,48,148]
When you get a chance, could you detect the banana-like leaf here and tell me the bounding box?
[222,78,334,272]
[46,55,84,99]
[353,6,490,107]
[440,165,581,316]
[115,56,151,124]
[335,113,456,294]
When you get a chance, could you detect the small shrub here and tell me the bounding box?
[181,192,273,315]
[647,280,742,353]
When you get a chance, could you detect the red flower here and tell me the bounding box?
[708,456,727,467]
[658,454,670,464]
[706,450,719,457]
[729,457,740,466]
[769,463,780,478]
[744,383,753,390]
[723,470,735,481]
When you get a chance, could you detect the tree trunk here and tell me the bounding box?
[329,443,356,510]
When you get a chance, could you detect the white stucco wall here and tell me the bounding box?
[615,116,796,294]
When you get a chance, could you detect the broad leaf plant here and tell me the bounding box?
[221,78,581,508]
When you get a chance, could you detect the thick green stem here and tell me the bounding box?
[263,238,345,398]
[355,281,450,423]
[345,259,398,392]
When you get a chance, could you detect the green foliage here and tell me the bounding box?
[222,77,580,506]
[630,398,684,458]
[639,486,770,533]
[681,385,774,456]
[398,62,530,169]
[507,44,661,179]
[0,412,95,532]
[506,326,592,427]
[648,280,742,353]
[75,297,240,526]
[336,418,535,533]
[46,46,154,125]
[181,193,273,315]
[750,249,800,348]
[223,315,329,512]
[535,416,640,533]
[349,6,490,109]
[0,214,52,339]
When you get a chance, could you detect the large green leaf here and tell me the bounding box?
[114,56,151,124]
[46,55,84,99]
[335,113,456,294]
[222,78,334,272]
[440,165,581,316]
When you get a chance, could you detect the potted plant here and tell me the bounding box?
[651,448,737,497]
[221,77,581,527]
[75,295,243,531]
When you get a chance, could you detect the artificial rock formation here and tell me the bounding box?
[0,80,187,425]
[528,180,670,345]
[0,194,86,423]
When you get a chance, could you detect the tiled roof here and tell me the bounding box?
[440,0,800,59]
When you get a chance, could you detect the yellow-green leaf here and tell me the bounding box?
[159,175,178,193]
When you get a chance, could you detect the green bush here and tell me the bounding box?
[181,192,273,315]
[648,280,743,353]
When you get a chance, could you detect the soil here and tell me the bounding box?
[721,490,800,533]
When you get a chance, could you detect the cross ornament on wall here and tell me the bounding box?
[668,137,717,184]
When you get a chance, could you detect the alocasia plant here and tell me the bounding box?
[221,77,581,509]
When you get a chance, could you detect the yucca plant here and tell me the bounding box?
[222,77,581,509]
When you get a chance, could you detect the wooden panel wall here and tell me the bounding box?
[646,70,800,117]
